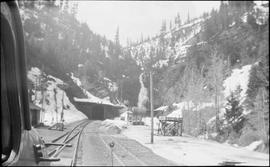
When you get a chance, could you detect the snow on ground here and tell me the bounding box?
[28,67,87,126]
[102,119,128,129]
[229,21,236,27]
[120,110,132,121]
[142,117,160,130]
[245,140,264,151]
[174,24,201,60]
[70,72,82,87]
[253,1,269,25]
[121,125,269,166]
[241,12,248,23]
[153,59,169,68]
[207,108,226,126]
[99,119,128,134]
[223,64,252,104]
[27,67,42,82]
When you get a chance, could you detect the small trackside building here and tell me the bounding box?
[73,97,124,120]
[29,103,42,127]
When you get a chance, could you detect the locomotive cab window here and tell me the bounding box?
[1,45,12,162]
[1,2,25,165]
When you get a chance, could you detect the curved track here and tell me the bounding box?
[46,120,90,166]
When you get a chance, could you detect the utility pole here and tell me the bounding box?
[41,64,45,124]
[121,80,123,102]
[61,90,65,122]
[150,71,154,144]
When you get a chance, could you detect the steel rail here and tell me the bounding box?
[48,120,89,157]
[50,130,81,158]
[49,119,88,144]
[70,121,90,166]
[63,120,88,142]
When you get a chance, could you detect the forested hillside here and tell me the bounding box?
[19,0,141,106]
[123,1,269,152]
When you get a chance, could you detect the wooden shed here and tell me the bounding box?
[29,103,42,127]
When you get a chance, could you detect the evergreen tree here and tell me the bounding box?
[158,20,167,58]
[175,13,182,28]
[224,86,246,134]
[187,11,190,23]
[247,87,269,139]
[115,26,120,46]
[219,1,230,30]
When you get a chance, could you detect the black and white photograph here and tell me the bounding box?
[1,0,269,166]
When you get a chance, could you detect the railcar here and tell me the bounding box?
[1,1,52,166]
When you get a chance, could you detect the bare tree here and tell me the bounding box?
[207,48,225,133]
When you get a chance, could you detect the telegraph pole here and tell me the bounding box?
[150,71,154,144]
[41,64,45,124]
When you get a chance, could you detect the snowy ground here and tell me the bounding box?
[28,67,87,126]
[121,125,269,166]
[103,118,269,166]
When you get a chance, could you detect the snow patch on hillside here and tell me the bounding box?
[68,72,120,107]
[207,64,254,128]
[70,72,82,87]
[253,2,269,25]
[129,17,205,69]
[223,64,252,103]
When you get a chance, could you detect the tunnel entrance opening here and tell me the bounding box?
[92,105,104,120]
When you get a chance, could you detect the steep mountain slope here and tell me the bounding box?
[123,1,269,152]
[20,1,141,107]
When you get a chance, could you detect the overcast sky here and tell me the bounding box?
[77,1,220,46]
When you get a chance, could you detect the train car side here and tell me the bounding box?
[1,1,50,166]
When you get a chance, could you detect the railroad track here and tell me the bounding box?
[99,134,147,166]
[79,121,175,166]
[46,119,90,166]
[98,134,175,166]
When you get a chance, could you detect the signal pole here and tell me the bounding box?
[150,71,154,144]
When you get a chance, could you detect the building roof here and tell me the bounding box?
[154,105,168,112]
[29,103,42,111]
[74,97,124,109]
[167,108,183,118]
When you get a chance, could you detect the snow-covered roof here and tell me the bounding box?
[154,105,168,111]
[73,97,123,108]
[167,108,183,118]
